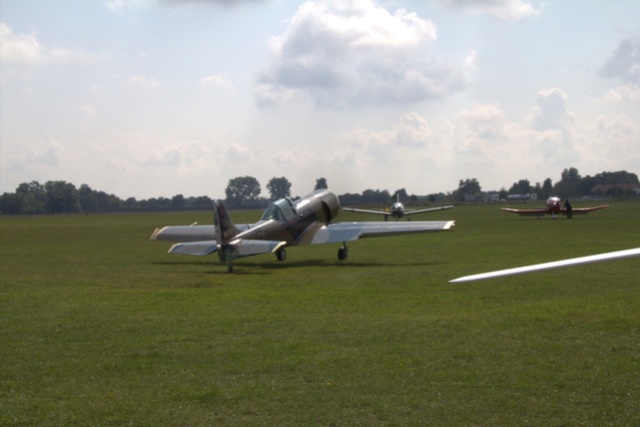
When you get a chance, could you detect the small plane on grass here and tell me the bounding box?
[450,247,640,283]
[151,189,455,271]
[342,194,453,221]
[500,196,609,218]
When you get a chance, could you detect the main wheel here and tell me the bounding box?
[338,247,348,261]
[276,248,287,261]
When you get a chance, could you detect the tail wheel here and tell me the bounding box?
[276,248,287,262]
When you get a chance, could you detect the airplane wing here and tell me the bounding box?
[150,224,251,242]
[341,207,392,217]
[562,204,610,214]
[500,207,548,216]
[168,241,219,256]
[302,220,455,245]
[404,205,454,215]
[167,238,287,257]
[450,247,640,283]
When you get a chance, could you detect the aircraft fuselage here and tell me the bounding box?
[546,196,562,214]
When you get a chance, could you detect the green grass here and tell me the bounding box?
[1,202,639,426]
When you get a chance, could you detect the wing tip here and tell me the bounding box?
[150,227,165,240]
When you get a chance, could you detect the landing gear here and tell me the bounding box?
[276,248,287,262]
[338,243,349,261]
[227,262,234,273]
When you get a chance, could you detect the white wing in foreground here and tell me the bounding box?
[450,248,640,283]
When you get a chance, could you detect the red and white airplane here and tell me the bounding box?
[500,196,609,219]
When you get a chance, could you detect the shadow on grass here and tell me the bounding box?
[152,258,445,276]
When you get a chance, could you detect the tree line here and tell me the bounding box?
[0,168,636,215]
[452,168,638,202]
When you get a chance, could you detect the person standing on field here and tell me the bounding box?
[564,199,573,219]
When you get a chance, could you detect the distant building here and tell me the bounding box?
[464,193,500,202]
[507,193,538,201]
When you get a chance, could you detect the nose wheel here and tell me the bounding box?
[338,243,348,261]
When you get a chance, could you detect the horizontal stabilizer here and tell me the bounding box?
[226,239,287,257]
[168,241,219,256]
[151,224,250,242]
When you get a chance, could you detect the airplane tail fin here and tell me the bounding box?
[213,200,286,264]
[214,199,240,245]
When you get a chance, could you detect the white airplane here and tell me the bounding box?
[342,194,453,221]
[450,247,640,283]
[151,189,455,271]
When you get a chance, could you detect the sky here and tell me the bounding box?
[1,0,639,200]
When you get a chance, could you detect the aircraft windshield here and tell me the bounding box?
[260,198,296,222]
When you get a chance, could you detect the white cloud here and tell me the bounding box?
[464,49,478,69]
[603,85,640,103]
[157,0,269,7]
[0,22,106,66]
[6,134,62,173]
[436,0,541,20]
[200,74,232,88]
[126,75,162,89]
[256,0,464,108]
[0,22,45,64]
[527,87,575,131]
[601,36,640,84]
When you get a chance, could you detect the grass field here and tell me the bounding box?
[1,201,639,426]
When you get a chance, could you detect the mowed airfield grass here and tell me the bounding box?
[1,201,638,426]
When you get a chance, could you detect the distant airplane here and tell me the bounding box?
[343,194,453,221]
[151,189,455,271]
[450,247,640,283]
[500,196,609,218]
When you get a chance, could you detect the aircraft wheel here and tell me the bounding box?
[276,248,287,262]
[338,247,348,261]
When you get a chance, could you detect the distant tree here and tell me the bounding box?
[508,179,531,194]
[578,170,639,195]
[498,187,508,200]
[453,178,481,201]
[44,181,80,214]
[541,178,553,198]
[393,188,408,202]
[123,197,138,211]
[561,167,581,183]
[533,182,542,198]
[267,177,292,200]
[597,170,638,184]
[16,181,46,214]
[172,194,185,210]
[0,192,22,214]
[225,176,261,206]
[361,189,391,204]
[192,196,213,209]
[554,167,581,197]
[314,177,328,190]
[79,184,97,212]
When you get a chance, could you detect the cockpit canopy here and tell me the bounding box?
[260,197,297,222]
[546,196,561,206]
